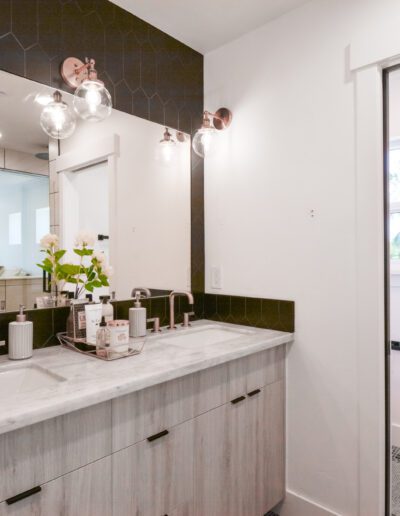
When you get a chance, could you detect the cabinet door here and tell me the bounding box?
[0,456,112,516]
[193,398,249,516]
[193,380,285,516]
[247,379,285,514]
[113,419,194,516]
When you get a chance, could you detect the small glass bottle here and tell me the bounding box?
[96,316,110,357]
[100,295,114,322]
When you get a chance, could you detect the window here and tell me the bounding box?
[8,212,21,245]
[390,145,400,273]
[35,206,50,244]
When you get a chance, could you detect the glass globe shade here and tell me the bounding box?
[73,79,112,122]
[159,139,176,162]
[40,98,76,140]
[192,127,216,158]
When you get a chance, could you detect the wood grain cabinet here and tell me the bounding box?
[0,346,286,515]
[0,456,112,516]
[112,419,194,516]
[193,380,285,516]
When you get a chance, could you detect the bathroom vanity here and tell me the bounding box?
[0,321,293,516]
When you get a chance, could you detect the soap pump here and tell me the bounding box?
[8,305,33,360]
[129,292,147,338]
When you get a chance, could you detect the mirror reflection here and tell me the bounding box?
[0,70,191,312]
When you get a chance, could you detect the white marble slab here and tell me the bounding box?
[0,320,293,435]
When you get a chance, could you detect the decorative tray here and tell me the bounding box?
[57,332,145,361]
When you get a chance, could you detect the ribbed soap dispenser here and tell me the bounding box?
[129,292,147,338]
[8,305,33,360]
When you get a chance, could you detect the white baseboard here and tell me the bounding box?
[275,490,341,516]
[393,423,400,447]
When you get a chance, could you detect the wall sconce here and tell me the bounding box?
[159,128,187,161]
[192,108,232,158]
[61,57,112,122]
[159,127,176,161]
[40,90,76,140]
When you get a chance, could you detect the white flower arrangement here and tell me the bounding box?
[38,232,112,299]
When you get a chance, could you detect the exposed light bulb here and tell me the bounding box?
[159,127,176,162]
[40,91,76,140]
[73,79,112,122]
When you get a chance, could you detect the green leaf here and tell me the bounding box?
[74,248,93,257]
[59,263,81,275]
[54,250,66,260]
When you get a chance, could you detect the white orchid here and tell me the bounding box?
[102,265,114,278]
[74,230,96,248]
[92,250,106,264]
[40,233,59,250]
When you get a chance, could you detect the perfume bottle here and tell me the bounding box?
[96,316,110,356]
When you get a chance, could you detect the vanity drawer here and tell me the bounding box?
[112,346,285,453]
[0,401,112,502]
[192,345,286,415]
[0,456,112,516]
[112,374,194,452]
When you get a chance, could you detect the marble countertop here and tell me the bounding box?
[0,320,293,435]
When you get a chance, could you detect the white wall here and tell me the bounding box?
[204,1,400,514]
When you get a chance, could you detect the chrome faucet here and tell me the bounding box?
[131,287,152,298]
[169,290,194,329]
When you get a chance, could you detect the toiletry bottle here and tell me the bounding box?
[8,305,33,360]
[96,316,110,354]
[129,292,147,337]
[100,295,114,322]
[85,303,103,345]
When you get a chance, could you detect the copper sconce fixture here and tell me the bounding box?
[61,57,112,122]
[192,107,232,158]
[159,128,187,161]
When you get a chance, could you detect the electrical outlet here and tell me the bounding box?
[211,266,222,289]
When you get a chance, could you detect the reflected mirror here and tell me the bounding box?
[0,70,191,312]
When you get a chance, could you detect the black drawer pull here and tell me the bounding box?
[6,486,42,505]
[147,429,169,442]
[248,389,261,397]
[231,395,246,405]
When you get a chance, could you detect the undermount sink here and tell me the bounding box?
[158,325,255,347]
[0,364,66,399]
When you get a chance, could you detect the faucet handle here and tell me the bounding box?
[147,317,161,333]
[182,311,195,328]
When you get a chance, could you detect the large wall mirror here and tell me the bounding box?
[0,70,191,312]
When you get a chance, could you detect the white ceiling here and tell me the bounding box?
[111,0,311,54]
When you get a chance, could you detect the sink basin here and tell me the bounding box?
[158,326,255,348]
[0,364,66,399]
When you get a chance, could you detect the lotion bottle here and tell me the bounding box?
[8,305,33,360]
[129,292,147,337]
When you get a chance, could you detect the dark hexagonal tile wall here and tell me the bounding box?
[0,0,11,38]
[11,0,38,49]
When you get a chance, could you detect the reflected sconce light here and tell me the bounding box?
[61,57,112,122]
[192,107,232,158]
[159,128,186,161]
[40,90,76,140]
[159,127,176,161]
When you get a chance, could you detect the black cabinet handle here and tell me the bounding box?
[6,486,41,505]
[147,429,169,442]
[98,234,109,241]
[231,395,246,405]
[248,389,261,397]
